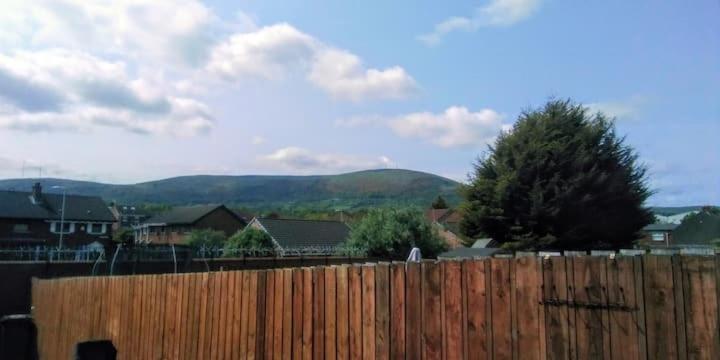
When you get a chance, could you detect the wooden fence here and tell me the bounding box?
[32,255,720,359]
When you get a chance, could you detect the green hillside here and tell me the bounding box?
[0,169,461,211]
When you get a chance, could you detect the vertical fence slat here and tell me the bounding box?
[248,271,260,359]
[303,268,314,360]
[325,267,338,360]
[196,273,210,360]
[265,270,276,358]
[464,258,489,360]
[406,261,422,359]
[443,260,463,360]
[515,256,542,360]
[422,261,442,360]
[274,269,286,360]
[376,263,390,360]
[313,267,326,360]
[283,268,293,360]
[293,268,305,360]
[348,265,363,360]
[336,265,350,360]
[644,255,679,359]
[255,270,268,360]
[543,256,572,360]
[607,257,641,360]
[390,262,406,360]
[362,264,376,360]
[683,256,720,359]
[491,258,512,360]
[571,256,606,360]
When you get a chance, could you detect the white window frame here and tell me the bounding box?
[651,232,665,242]
[87,223,107,235]
[50,221,75,234]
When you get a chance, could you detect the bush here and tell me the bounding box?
[223,228,275,257]
[347,208,447,259]
[184,229,227,248]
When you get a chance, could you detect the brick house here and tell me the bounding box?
[0,183,115,248]
[108,203,150,231]
[425,208,465,248]
[639,223,679,247]
[134,204,247,244]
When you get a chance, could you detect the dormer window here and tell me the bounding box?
[87,223,106,234]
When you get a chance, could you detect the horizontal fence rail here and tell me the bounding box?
[32,254,720,359]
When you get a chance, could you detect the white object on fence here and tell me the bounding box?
[407,247,422,262]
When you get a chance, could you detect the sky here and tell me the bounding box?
[0,0,717,206]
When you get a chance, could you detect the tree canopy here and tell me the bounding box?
[223,228,275,256]
[460,99,653,250]
[347,208,448,258]
[184,229,227,248]
[431,195,449,209]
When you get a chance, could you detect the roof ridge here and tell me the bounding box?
[257,217,346,223]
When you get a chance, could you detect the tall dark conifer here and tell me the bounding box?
[460,99,653,250]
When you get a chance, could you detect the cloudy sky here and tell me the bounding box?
[0,0,718,206]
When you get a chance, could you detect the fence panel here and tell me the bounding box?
[30,255,720,360]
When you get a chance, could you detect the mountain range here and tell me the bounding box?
[0,169,462,211]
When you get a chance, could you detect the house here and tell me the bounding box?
[425,208,465,248]
[0,183,115,247]
[134,204,247,244]
[437,238,504,259]
[247,218,350,255]
[639,223,679,247]
[108,203,149,231]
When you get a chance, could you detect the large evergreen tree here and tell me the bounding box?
[460,99,653,250]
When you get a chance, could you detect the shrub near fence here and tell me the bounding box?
[32,254,720,359]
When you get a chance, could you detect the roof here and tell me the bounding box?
[145,204,236,225]
[437,247,505,259]
[472,238,499,248]
[0,189,114,222]
[254,218,350,248]
[426,208,462,224]
[643,223,679,232]
[113,204,148,216]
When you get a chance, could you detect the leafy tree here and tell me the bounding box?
[112,228,134,244]
[347,208,448,258]
[461,99,653,250]
[431,195,449,209]
[184,229,227,248]
[224,228,275,257]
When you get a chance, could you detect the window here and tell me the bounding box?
[88,223,104,234]
[13,224,29,233]
[51,222,74,234]
[651,232,665,242]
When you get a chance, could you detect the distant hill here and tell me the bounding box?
[0,169,462,211]
[651,206,708,216]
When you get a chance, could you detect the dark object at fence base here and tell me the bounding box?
[76,340,117,360]
[0,314,37,360]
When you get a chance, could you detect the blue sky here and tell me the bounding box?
[0,0,717,206]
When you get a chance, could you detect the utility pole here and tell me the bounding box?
[52,186,66,249]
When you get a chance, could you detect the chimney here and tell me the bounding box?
[30,182,43,204]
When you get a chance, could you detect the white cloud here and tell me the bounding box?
[207,24,418,101]
[0,49,212,136]
[0,0,219,66]
[586,97,646,121]
[339,106,506,148]
[259,147,392,174]
[419,0,541,45]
